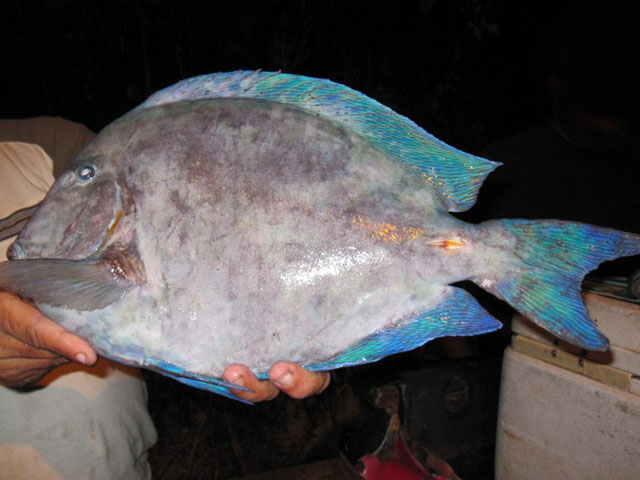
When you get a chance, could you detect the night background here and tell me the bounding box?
[3,1,580,149]
[2,1,638,479]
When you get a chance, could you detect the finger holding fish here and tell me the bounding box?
[223,362,330,402]
[0,291,97,387]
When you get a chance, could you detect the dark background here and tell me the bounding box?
[3,1,637,150]
[2,0,578,151]
[2,1,638,479]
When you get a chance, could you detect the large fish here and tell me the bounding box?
[1,71,639,401]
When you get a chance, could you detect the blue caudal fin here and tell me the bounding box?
[306,286,502,372]
[138,71,500,212]
[478,220,640,351]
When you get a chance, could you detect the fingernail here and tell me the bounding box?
[273,371,293,388]
[75,353,88,365]
[229,374,244,387]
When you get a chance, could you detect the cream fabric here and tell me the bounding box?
[0,117,95,178]
[0,142,157,480]
[0,142,55,259]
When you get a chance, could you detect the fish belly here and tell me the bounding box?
[83,98,462,375]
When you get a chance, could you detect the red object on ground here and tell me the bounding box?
[360,436,445,480]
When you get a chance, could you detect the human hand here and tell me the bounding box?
[222,362,330,402]
[0,291,97,387]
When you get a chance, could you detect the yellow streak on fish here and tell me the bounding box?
[96,210,125,253]
[352,215,424,244]
[428,238,466,249]
[107,210,123,236]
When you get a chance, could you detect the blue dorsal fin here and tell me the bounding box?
[139,71,500,212]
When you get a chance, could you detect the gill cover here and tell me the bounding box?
[12,163,122,260]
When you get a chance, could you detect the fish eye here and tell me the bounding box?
[76,165,96,182]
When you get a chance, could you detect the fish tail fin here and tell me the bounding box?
[474,219,640,351]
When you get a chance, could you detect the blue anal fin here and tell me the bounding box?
[307,286,502,372]
[160,371,253,404]
[145,358,254,404]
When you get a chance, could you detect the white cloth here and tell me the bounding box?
[0,142,157,480]
[0,117,96,178]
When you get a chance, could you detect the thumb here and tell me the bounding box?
[0,291,97,365]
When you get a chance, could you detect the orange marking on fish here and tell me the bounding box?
[107,210,123,236]
[428,239,466,249]
[352,215,424,244]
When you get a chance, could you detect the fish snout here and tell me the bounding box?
[7,241,25,260]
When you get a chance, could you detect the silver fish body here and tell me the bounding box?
[2,71,639,400]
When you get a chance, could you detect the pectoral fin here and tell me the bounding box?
[0,256,136,311]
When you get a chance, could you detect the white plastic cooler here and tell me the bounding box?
[495,288,640,479]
